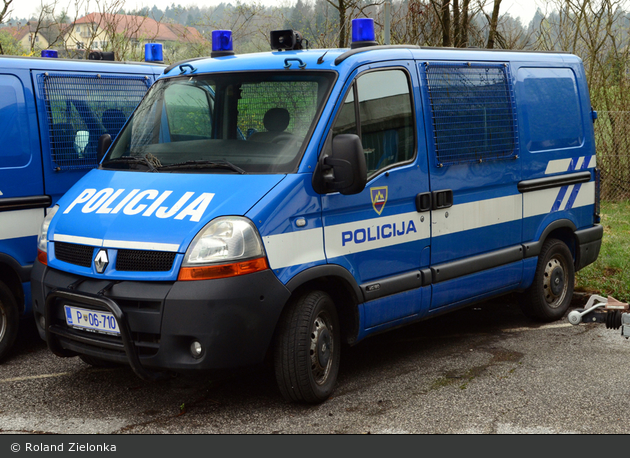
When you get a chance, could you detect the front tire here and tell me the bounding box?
[520,238,575,322]
[0,281,20,363]
[273,290,340,404]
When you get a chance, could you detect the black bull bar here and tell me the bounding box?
[45,288,169,381]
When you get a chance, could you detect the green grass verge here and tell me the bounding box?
[575,201,630,302]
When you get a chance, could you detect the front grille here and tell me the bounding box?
[53,243,176,272]
[54,242,94,267]
[116,249,176,272]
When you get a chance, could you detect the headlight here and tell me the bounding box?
[183,217,264,266]
[37,205,59,253]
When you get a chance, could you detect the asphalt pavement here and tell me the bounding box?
[1,292,630,435]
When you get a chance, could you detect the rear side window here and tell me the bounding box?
[423,62,517,166]
[517,67,583,152]
[37,73,151,170]
[332,68,415,177]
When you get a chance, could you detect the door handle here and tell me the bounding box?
[432,189,453,210]
[415,193,431,212]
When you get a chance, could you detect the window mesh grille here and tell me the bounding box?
[424,62,518,165]
[237,81,319,138]
[38,73,151,170]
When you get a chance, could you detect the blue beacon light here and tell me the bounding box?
[211,30,235,57]
[144,43,164,62]
[351,18,378,49]
[41,49,58,58]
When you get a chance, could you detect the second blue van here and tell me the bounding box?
[0,52,164,362]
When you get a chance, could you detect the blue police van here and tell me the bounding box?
[0,51,164,362]
[31,20,602,403]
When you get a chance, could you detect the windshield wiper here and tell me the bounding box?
[102,155,160,173]
[157,160,245,174]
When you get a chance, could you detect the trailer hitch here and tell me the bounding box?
[569,294,630,336]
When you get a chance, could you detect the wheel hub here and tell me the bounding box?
[310,314,333,385]
[317,328,331,368]
[544,257,567,307]
[550,267,565,296]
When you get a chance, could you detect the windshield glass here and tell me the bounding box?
[102,71,335,173]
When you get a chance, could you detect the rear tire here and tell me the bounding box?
[0,281,20,363]
[273,290,340,404]
[519,238,574,322]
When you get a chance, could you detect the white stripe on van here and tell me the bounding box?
[324,211,429,258]
[53,234,180,252]
[545,158,572,175]
[0,209,44,241]
[544,155,596,175]
[575,157,585,170]
[264,181,594,271]
[432,194,522,237]
[263,228,325,270]
[523,181,595,217]
[54,234,104,247]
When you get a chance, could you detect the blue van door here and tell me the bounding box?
[0,71,46,272]
[321,65,431,330]
[419,61,524,311]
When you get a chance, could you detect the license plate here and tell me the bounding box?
[64,305,120,336]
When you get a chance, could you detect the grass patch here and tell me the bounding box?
[575,201,630,302]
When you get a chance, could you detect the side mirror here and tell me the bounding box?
[312,133,367,195]
[97,133,112,164]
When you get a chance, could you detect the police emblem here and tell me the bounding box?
[370,187,388,215]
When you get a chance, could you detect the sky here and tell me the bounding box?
[9,0,543,25]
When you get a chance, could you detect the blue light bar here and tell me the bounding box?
[41,49,58,58]
[145,43,163,62]
[351,18,378,49]
[211,30,234,57]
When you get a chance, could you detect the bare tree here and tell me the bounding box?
[0,0,13,25]
[485,0,502,48]
[423,0,492,48]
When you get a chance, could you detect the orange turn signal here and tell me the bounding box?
[37,249,47,266]
[178,257,268,281]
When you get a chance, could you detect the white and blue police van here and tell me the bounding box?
[31,20,602,403]
[0,48,164,362]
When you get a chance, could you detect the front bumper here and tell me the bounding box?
[31,260,291,377]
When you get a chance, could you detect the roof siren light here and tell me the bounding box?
[270,29,304,51]
[41,49,58,58]
[211,30,235,58]
[351,18,378,49]
[145,43,164,63]
[89,51,115,61]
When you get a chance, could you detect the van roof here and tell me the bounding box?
[161,45,581,79]
[0,55,165,72]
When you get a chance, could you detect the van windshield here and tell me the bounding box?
[101,71,335,173]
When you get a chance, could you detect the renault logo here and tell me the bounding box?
[94,249,109,274]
